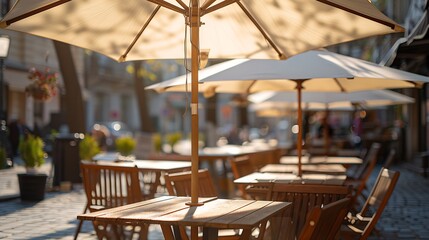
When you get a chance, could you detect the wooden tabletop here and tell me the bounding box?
[90,155,191,172]
[234,172,347,185]
[78,196,291,239]
[280,156,363,166]
[151,145,279,161]
[92,158,192,172]
[260,164,346,175]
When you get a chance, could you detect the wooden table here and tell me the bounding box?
[234,172,347,185]
[77,196,291,240]
[149,146,281,197]
[279,156,363,167]
[260,163,346,175]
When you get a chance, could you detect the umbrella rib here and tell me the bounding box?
[119,5,162,62]
[148,0,187,15]
[245,81,257,94]
[333,78,347,92]
[1,0,71,27]
[175,0,189,10]
[235,1,286,60]
[201,0,217,12]
[317,0,404,32]
[202,0,237,15]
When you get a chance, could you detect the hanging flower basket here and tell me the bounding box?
[25,67,58,101]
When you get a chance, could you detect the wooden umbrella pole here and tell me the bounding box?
[189,0,202,207]
[296,81,303,177]
[324,108,330,156]
[190,1,202,238]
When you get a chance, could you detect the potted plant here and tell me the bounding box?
[166,132,182,153]
[152,133,162,153]
[17,134,48,201]
[25,67,58,101]
[115,136,136,160]
[79,134,101,161]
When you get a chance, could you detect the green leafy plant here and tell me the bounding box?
[18,134,46,169]
[166,132,182,147]
[115,136,136,156]
[152,133,162,152]
[79,135,101,161]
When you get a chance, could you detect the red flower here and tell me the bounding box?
[25,67,58,101]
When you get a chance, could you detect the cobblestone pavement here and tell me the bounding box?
[1,162,429,239]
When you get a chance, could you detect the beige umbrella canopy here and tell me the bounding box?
[1,1,403,208]
[146,50,429,176]
[248,90,415,111]
[1,0,403,61]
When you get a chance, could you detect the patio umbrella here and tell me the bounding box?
[249,90,414,154]
[146,50,429,176]
[0,1,404,207]
[248,90,415,111]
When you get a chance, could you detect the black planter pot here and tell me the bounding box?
[17,173,48,201]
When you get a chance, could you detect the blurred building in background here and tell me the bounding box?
[0,0,428,173]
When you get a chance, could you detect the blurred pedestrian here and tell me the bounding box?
[8,119,32,166]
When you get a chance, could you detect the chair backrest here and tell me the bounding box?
[351,143,381,205]
[164,169,218,197]
[383,149,396,168]
[229,155,258,199]
[268,183,352,240]
[357,168,400,239]
[80,161,143,211]
[248,149,279,169]
[299,197,352,240]
[229,155,255,180]
[353,142,381,180]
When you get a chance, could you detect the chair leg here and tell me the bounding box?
[74,205,89,240]
[73,219,84,240]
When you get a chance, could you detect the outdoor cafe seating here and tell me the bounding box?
[245,183,353,240]
[75,140,401,240]
[164,169,242,239]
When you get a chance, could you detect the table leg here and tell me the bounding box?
[138,224,149,240]
[238,229,252,240]
[202,227,218,240]
[161,224,177,240]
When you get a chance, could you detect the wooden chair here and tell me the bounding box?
[164,169,242,240]
[228,155,257,198]
[265,183,352,240]
[79,161,147,240]
[345,142,380,207]
[347,143,380,181]
[299,198,352,240]
[340,168,400,240]
[247,149,277,169]
[383,149,396,168]
[164,168,217,197]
